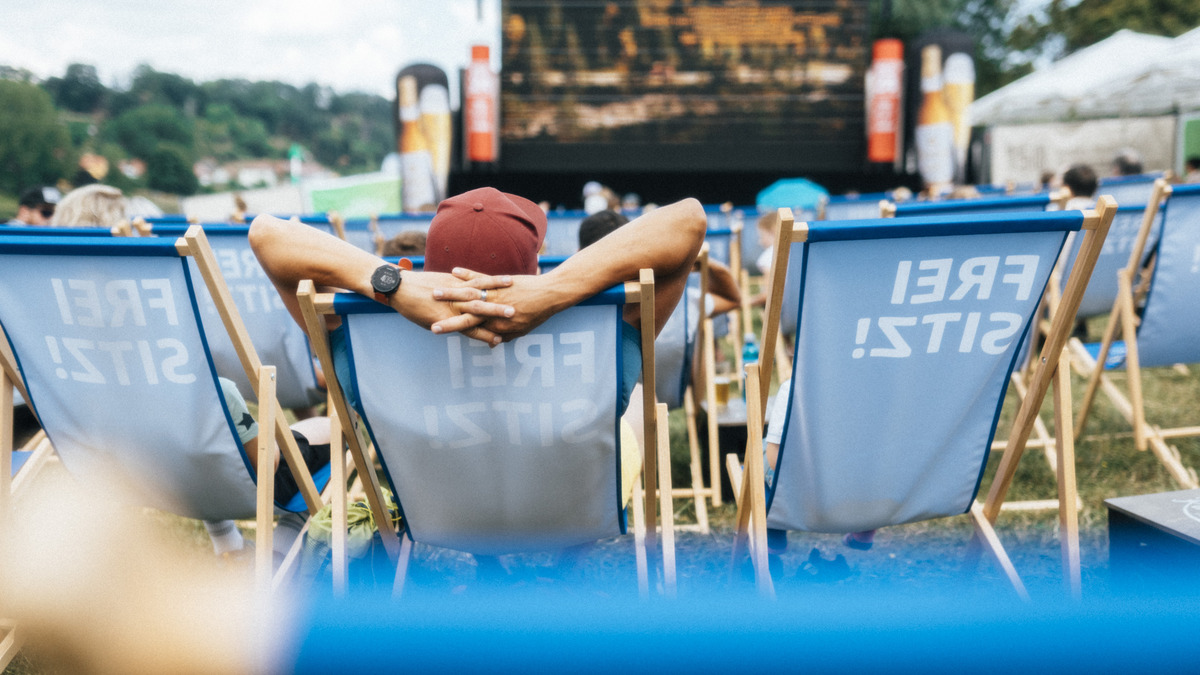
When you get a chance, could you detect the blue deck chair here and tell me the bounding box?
[297,270,677,597]
[1075,182,1200,489]
[1097,172,1166,207]
[1055,201,1164,321]
[0,228,341,588]
[142,223,323,410]
[729,203,1113,598]
[890,192,1062,218]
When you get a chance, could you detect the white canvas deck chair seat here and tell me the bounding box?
[1075,182,1200,489]
[143,223,324,410]
[299,271,677,597]
[821,192,892,220]
[730,205,1112,598]
[0,229,335,588]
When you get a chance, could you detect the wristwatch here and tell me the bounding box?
[371,263,402,303]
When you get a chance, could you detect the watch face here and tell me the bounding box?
[372,265,401,294]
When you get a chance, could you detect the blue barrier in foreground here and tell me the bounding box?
[279,586,1200,674]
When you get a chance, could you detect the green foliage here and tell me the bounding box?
[146,143,199,195]
[0,80,72,195]
[42,63,106,113]
[1012,0,1200,59]
[104,103,195,161]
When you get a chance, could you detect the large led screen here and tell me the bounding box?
[500,0,870,173]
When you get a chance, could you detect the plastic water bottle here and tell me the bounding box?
[742,333,759,401]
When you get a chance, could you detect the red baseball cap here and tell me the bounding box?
[425,188,547,276]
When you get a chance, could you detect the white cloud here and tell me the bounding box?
[0,0,499,100]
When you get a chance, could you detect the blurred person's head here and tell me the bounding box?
[381,229,428,257]
[949,184,981,201]
[425,188,547,276]
[13,185,62,225]
[756,211,778,249]
[578,209,630,250]
[1063,163,1098,198]
[1185,156,1200,175]
[1112,148,1144,176]
[51,184,127,228]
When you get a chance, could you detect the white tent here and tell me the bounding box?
[1087,26,1200,118]
[970,30,1175,126]
[971,27,1200,183]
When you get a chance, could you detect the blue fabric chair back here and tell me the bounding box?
[332,288,632,554]
[0,235,316,519]
[1131,184,1200,368]
[766,211,1083,533]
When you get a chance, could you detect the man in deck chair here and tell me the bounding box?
[250,188,706,575]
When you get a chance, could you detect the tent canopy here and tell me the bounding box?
[970,29,1184,126]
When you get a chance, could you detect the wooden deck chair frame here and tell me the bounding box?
[728,203,1112,599]
[1,330,56,672]
[0,227,342,591]
[1073,181,1200,489]
[297,269,676,598]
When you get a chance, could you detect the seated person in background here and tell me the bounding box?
[750,211,778,307]
[5,185,61,226]
[1112,148,1144,177]
[1184,156,1200,184]
[1062,163,1098,211]
[205,378,331,561]
[51,184,127,228]
[381,229,427,258]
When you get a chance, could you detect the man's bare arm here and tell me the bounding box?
[706,260,742,316]
[248,214,514,343]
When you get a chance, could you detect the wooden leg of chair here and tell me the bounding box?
[1117,272,1147,452]
[970,504,1030,601]
[0,623,21,673]
[683,390,710,533]
[1,371,12,517]
[702,319,722,507]
[725,454,744,509]
[391,536,414,600]
[1076,282,1127,439]
[655,403,677,597]
[631,478,649,599]
[329,409,348,597]
[255,367,278,593]
[1052,358,1082,600]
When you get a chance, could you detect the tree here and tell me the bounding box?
[1010,0,1200,60]
[43,63,106,113]
[104,103,194,161]
[0,80,72,194]
[146,143,198,195]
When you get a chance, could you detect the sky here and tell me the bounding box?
[0,0,500,105]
